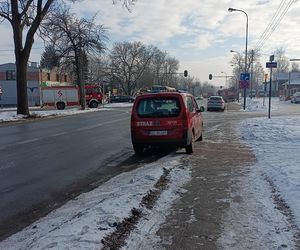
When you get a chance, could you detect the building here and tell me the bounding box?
[276,72,300,100]
[0,63,72,107]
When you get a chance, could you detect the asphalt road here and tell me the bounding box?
[0,107,137,238]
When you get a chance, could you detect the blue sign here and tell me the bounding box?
[240,73,250,81]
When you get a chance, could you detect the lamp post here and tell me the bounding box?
[221,71,228,88]
[228,7,248,110]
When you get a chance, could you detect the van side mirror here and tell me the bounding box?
[198,106,205,112]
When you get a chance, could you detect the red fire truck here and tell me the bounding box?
[41,85,104,109]
[85,85,104,108]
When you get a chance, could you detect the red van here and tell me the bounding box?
[131,91,204,154]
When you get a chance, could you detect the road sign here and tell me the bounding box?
[266,62,277,68]
[239,73,250,88]
[240,73,250,81]
[239,80,249,89]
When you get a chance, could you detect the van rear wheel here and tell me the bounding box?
[133,143,144,155]
[197,131,203,141]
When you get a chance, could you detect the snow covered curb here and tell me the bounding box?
[0,103,133,123]
[0,108,109,123]
[0,154,191,249]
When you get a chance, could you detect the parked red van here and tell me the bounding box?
[131,91,204,154]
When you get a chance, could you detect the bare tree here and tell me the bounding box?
[0,0,137,115]
[109,41,154,95]
[163,56,179,86]
[149,48,167,86]
[113,0,136,9]
[291,62,300,72]
[274,47,289,72]
[41,7,107,109]
[0,0,57,115]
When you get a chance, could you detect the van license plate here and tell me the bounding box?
[149,130,168,136]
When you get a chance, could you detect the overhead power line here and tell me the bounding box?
[255,0,287,48]
[254,0,296,51]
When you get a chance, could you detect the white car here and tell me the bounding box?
[207,96,225,111]
[291,92,300,104]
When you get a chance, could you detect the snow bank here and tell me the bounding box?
[0,155,190,250]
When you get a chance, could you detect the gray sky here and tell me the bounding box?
[0,0,299,86]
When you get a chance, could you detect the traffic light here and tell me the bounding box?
[184,70,188,77]
[209,74,212,80]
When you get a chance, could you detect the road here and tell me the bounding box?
[0,107,139,238]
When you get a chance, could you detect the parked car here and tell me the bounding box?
[131,91,204,154]
[258,90,267,97]
[108,95,134,103]
[207,96,225,112]
[249,90,256,98]
[291,92,300,103]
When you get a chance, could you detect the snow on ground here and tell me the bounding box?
[219,115,300,249]
[0,103,133,122]
[104,102,133,108]
[0,154,191,250]
[240,97,280,112]
[241,116,300,226]
[1,98,299,249]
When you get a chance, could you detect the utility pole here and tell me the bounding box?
[268,67,272,119]
[267,55,276,119]
[263,73,267,106]
[250,49,254,99]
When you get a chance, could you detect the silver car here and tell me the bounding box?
[291,92,300,104]
[207,96,225,111]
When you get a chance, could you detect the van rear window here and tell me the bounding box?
[137,97,181,118]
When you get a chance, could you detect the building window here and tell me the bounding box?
[56,74,59,82]
[6,70,16,80]
[64,74,67,82]
[47,73,50,81]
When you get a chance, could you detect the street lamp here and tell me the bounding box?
[228,7,248,110]
[221,71,228,88]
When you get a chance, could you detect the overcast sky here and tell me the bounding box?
[0,0,299,86]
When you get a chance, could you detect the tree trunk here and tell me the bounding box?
[16,54,29,116]
[75,52,85,110]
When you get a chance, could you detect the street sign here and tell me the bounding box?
[239,73,250,88]
[239,80,249,89]
[266,62,277,68]
[240,73,250,81]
